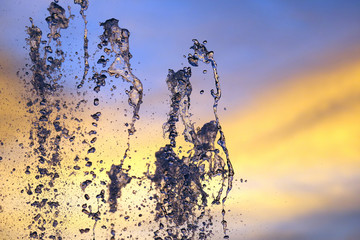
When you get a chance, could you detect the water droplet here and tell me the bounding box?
[91,112,101,121]
[87,147,96,153]
[45,46,53,53]
[187,55,198,67]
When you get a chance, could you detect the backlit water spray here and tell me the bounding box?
[21,1,234,239]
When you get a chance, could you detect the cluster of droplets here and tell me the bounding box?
[148,40,234,239]
[162,68,194,146]
[24,2,72,239]
[22,1,233,239]
[99,18,143,136]
[72,15,145,238]
[46,2,70,41]
[72,4,108,236]
[188,39,234,237]
[94,18,144,216]
[74,0,89,88]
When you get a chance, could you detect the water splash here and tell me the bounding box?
[107,165,131,213]
[46,2,70,42]
[149,48,234,237]
[74,0,89,89]
[188,39,235,236]
[21,2,234,239]
[162,68,194,146]
[96,18,144,214]
[100,18,143,136]
[25,2,71,239]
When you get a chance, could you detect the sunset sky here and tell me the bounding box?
[1,0,360,239]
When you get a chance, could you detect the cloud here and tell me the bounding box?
[248,209,360,240]
[265,91,360,142]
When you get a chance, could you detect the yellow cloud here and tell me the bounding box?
[222,58,360,238]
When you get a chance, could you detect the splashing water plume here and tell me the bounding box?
[15,1,235,239]
[25,2,72,239]
[148,40,234,239]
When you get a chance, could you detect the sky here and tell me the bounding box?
[1,0,360,239]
